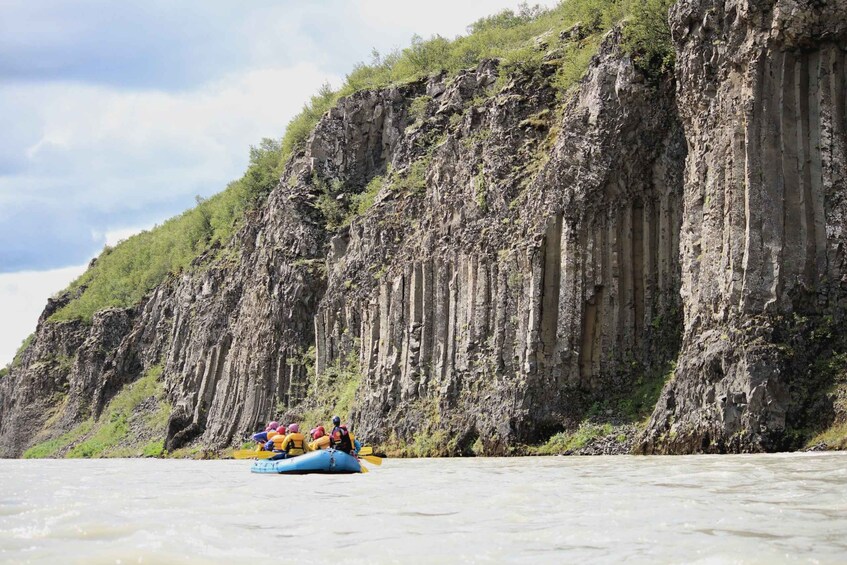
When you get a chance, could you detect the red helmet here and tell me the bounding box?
[288,423,299,433]
[276,425,287,434]
[311,426,325,439]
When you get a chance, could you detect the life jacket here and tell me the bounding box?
[330,426,353,454]
[279,432,308,456]
[309,435,330,450]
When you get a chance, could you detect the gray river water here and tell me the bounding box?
[1,452,846,564]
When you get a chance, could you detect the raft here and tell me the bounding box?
[250,448,362,475]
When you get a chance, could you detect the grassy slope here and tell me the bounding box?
[23,365,170,458]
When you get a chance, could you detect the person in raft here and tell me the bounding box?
[266,423,311,459]
[329,416,355,455]
[251,421,280,450]
[309,425,330,450]
[262,425,287,452]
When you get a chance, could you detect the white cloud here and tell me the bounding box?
[0,264,87,366]
[89,225,152,248]
[3,63,340,212]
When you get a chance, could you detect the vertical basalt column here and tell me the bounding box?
[558,221,580,384]
[376,281,391,380]
[525,251,543,376]
[363,299,381,382]
[454,254,470,374]
[541,215,563,361]
[494,259,509,373]
[501,254,519,377]
[433,259,451,386]
[601,213,617,384]
[388,273,405,379]
[399,265,414,387]
[781,50,804,288]
[277,350,290,406]
[618,201,634,355]
[473,260,491,355]
[632,199,645,350]
[314,311,327,377]
[445,260,459,392]
[402,263,424,399]
[420,260,435,391]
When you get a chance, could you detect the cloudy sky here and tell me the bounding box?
[0,0,560,365]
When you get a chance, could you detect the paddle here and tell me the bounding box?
[232,449,276,459]
[359,454,382,466]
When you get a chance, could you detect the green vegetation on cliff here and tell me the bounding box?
[23,365,170,458]
[533,422,614,454]
[12,334,34,367]
[51,140,284,322]
[623,0,675,75]
[295,348,363,432]
[48,0,675,324]
[775,313,847,450]
[285,0,675,162]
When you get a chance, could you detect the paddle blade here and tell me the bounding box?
[233,449,276,459]
[359,463,369,473]
[358,446,373,456]
[359,454,382,466]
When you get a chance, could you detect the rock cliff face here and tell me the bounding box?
[315,35,684,451]
[0,29,685,457]
[640,0,847,452]
[1,0,845,458]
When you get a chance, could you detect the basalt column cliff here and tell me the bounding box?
[641,0,847,453]
[314,34,685,452]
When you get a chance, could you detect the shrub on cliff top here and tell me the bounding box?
[622,0,675,76]
[12,334,34,366]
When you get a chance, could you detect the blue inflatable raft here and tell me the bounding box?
[250,448,362,475]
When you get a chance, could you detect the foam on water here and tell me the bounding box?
[1,452,846,563]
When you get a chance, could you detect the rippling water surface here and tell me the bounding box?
[1,452,846,563]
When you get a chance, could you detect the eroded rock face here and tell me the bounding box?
[0,29,685,457]
[639,0,847,453]
[0,81,426,456]
[315,33,684,452]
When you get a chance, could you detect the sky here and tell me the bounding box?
[0,0,561,365]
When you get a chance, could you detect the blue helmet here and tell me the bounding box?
[332,416,341,426]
